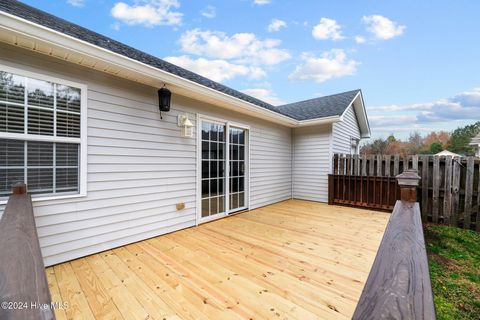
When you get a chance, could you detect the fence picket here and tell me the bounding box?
[339,154,345,175]
[361,155,367,176]
[369,155,375,176]
[477,165,480,232]
[432,156,440,223]
[421,155,429,222]
[333,154,339,174]
[464,157,474,229]
[384,155,391,177]
[329,153,479,231]
[393,155,399,176]
[354,154,360,176]
[377,155,383,176]
[443,156,453,225]
[452,157,461,227]
[412,155,419,171]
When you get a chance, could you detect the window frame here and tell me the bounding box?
[0,64,87,203]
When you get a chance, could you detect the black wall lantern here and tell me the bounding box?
[158,85,171,118]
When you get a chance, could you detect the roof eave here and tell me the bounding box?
[296,115,342,127]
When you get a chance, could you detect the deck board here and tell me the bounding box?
[46,199,389,319]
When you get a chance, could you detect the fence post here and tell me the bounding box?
[396,169,421,203]
[328,175,334,205]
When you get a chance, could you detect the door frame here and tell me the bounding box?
[196,114,250,225]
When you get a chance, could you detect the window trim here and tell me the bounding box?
[0,64,87,203]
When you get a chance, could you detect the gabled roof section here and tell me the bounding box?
[0,0,276,113]
[0,0,370,133]
[276,90,361,120]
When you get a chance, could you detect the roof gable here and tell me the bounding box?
[0,0,276,112]
[275,90,360,120]
[0,0,369,131]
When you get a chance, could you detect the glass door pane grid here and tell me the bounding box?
[201,122,225,218]
[229,127,246,211]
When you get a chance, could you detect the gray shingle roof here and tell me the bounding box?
[276,90,361,120]
[0,0,362,122]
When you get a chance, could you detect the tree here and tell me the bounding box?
[448,121,480,155]
[424,131,450,149]
[429,141,443,154]
[406,131,427,154]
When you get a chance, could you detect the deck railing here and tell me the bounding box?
[328,174,399,210]
[330,153,480,231]
[0,183,55,320]
[352,170,436,320]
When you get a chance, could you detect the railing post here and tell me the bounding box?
[12,182,27,195]
[353,168,435,320]
[396,169,421,203]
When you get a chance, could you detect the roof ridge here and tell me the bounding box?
[277,89,361,108]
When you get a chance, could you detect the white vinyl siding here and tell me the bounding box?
[292,125,331,202]
[332,105,361,155]
[0,43,292,266]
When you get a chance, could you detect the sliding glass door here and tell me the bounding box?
[200,119,248,222]
[229,127,246,212]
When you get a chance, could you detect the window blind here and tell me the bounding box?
[0,70,82,198]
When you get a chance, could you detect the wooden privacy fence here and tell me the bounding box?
[329,154,480,231]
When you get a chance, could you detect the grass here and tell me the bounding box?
[424,224,480,320]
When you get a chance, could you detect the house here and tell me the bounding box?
[470,132,480,157]
[0,0,370,267]
[435,150,461,157]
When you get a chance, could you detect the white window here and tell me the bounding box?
[0,66,87,200]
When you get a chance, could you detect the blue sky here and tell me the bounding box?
[23,0,480,139]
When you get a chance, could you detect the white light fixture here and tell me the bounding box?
[178,114,193,138]
[351,137,359,147]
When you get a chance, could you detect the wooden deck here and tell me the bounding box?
[46,199,389,320]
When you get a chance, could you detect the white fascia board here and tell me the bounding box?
[0,11,349,129]
[356,92,371,138]
[296,115,341,127]
[339,91,371,138]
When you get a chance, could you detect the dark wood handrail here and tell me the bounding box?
[0,183,55,320]
[352,200,436,319]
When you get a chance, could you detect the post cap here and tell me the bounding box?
[12,182,27,194]
[396,169,421,187]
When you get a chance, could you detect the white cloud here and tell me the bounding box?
[355,36,366,44]
[67,0,85,7]
[201,5,216,18]
[362,15,405,40]
[178,28,290,65]
[268,19,287,32]
[111,0,182,27]
[241,88,285,105]
[164,55,266,82]
[369,115,417,127]
[368,88,480,128]
[111,22,121,31]
[253,0,271,5]
[312,18,344,41]
[289,49,359,83]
